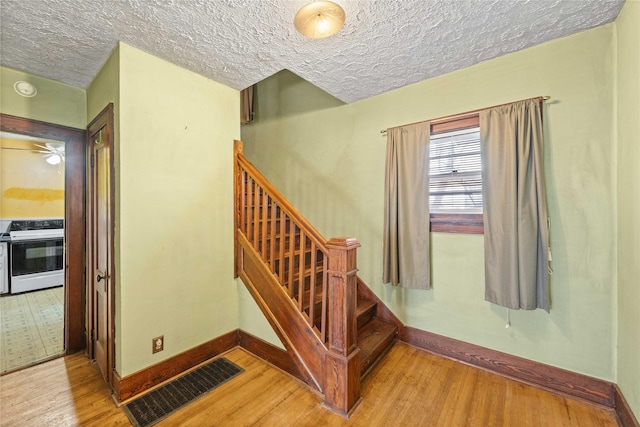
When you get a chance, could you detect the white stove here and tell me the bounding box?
[0,241,7,295]
[9,220,64,241]
[2,219,65,294]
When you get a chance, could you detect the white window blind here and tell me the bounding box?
[429,126,482,213]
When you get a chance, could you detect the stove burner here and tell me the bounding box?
[9,219,64,232]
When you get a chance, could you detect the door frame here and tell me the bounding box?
[0,113,86,353]
[86,103,116,387]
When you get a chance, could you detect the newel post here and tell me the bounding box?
[233,140,243,278]
[324,237,362,417]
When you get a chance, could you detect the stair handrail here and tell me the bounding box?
[235,144,327,252]
[234,140,361,417]
[235,141,330,341]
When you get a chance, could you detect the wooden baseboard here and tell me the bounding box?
[112,369,121,400]
[115,328,304,403]
[116,329,239,402]
[400,326,615,408]
[615,384,640,427]
[111,320,638,427]
[238,329,304,382]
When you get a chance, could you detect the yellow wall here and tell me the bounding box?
[0,66,84,221]
[616,0,640,419]
[115,43,240,376]
[0,66,84,220]
[242,25,618,381]
[0,137,65,219]
[0,66,86,129]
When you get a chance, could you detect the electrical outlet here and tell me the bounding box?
[152,335,164,354]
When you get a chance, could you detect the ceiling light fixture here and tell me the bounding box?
[46,154,62,165]
[14,81,37,97]
[37,142,65,165]
[294,1,346,39]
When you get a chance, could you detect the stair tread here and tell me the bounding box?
[356,298,376,317]
[357,318,397,373]
[356,298,376,318]
[356,298,377,331]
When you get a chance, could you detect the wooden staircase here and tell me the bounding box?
[356,299,397,377]
[234,140,397,416]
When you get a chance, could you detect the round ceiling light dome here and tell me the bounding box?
[294,1,346,39]
[14,81,37,97]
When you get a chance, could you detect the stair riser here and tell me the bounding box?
[357,304,377,331]
[361,335,395,377]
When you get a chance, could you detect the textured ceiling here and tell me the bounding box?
[0,0,625,104]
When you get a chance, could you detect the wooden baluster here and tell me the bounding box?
[261,191,269,261]
[309,242,317,329]
[321,254,328,343]
[240,171,247,234]
[324,237,361,417]
[278,210,286,283]
[298,232,306,312]
[253,183,261,252]
[269,201,277,272]
[287,222,296,297]
[246,177,254,243]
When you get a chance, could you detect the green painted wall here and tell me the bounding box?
[237,284,283,348]
[237,70,344,347]
[87,45,120,123]
[86,44,122,371]
[242,26,618,381]
[616,0,640,420]
[115,43,240,376]
[0,66,86,129]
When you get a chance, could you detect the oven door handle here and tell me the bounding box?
[96,270,107,282]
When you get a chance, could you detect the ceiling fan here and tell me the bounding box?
[35,142,65,165]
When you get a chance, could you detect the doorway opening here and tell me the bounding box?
[0,133,66,373]
[0,114,86,375]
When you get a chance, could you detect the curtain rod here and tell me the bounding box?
[380,95,550,135]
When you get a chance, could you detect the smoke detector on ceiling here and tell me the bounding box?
[14,81,37,97]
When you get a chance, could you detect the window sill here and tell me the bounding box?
[430,213,484,234]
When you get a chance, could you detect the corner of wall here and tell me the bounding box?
[614,0,640,421]
[86,40,123,374]
[611,10,619,387]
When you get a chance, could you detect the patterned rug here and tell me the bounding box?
[0,286,64,373]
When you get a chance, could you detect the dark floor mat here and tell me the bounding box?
[122,357,244,427]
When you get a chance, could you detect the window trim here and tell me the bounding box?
[429,114,484,234]
[430,213,483,234]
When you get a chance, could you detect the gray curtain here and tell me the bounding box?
[480,99,550,311]
[383,123,431,289]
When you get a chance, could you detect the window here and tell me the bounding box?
[428,115,483,234]
[430,126,482,212]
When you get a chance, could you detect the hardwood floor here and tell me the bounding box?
[0,343,619,426]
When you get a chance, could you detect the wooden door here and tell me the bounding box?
[87,105,114,384]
